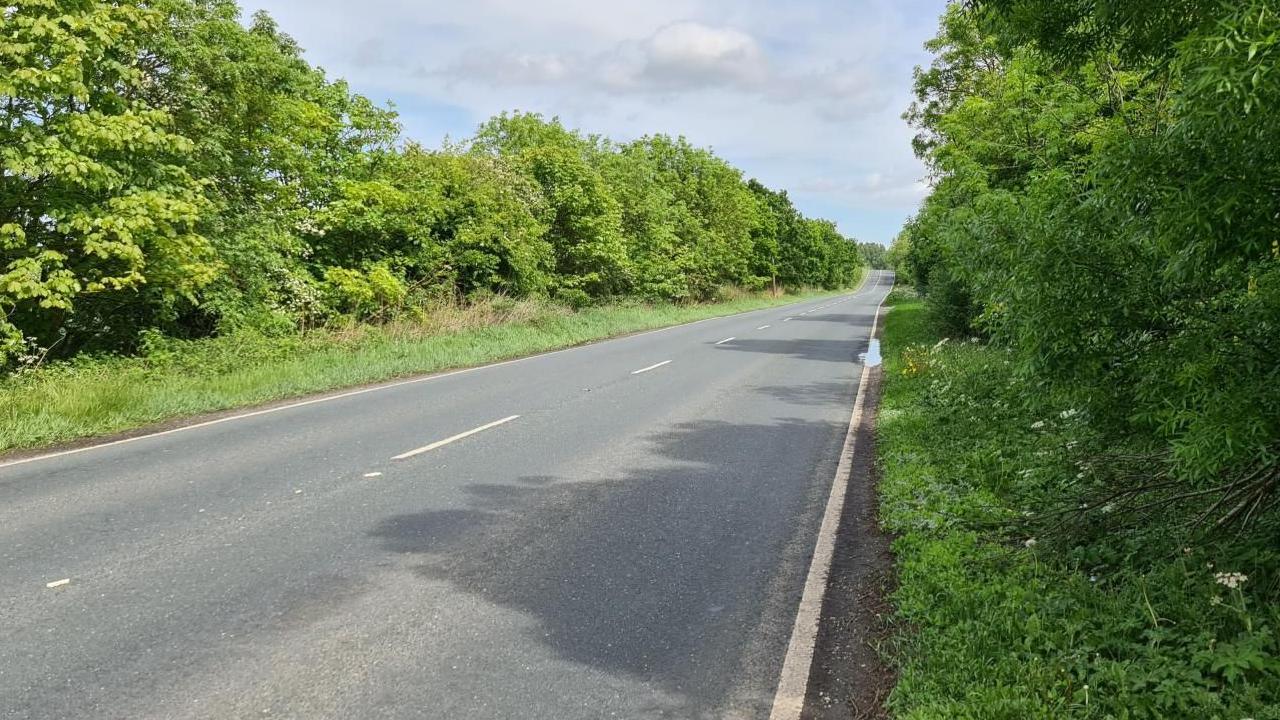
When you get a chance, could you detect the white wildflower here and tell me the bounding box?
[1060,408,1080,420]
[1214,572,1248,589]
[1030,420,1046,429]
[1024,538,1037,548]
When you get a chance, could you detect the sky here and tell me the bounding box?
[239,0,948,245]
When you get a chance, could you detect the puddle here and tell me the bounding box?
[859,339,882,367]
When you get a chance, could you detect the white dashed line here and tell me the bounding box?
[757,325,771,330]
[714,337,735,345]
[392,415,520,460]
[630,360,672,375]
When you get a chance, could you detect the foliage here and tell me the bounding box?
[890,1,1280,711]
[1,0,216,359]
[0,6,862,368]
[857,241,890,269]
[878,298,1280,719]
[898,0,1280,528]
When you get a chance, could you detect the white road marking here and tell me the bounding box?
[46,578,70,589]
[757,325,771,330]
[783,317,793,322]
[392,415,520,460]
[714,337,735,345]
[630,360,671,375]
[363,472,383,478]
[768,276,892,720]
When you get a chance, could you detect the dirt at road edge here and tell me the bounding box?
[801,341,898,720]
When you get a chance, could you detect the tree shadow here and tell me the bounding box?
[367,415,846,715]
[785,312,865,324]
[713,337,862,363]
[750,380,857,409]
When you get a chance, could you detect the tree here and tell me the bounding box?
[1,0,216,358]
[901,0,1280,524]
[470,113,628,299]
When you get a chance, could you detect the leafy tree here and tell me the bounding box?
[471,113,628,298]
[857,241,889,270]
[139,0,399,331]
[313,146,553,298]
[1,0,216,357]
[901,0,1280,524]
[598,142,688,299]
[0,2,863,365]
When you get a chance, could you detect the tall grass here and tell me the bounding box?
[0,287,847,453]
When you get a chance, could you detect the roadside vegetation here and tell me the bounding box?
[1,0,868,448]
[0,286,847,453]
[881,0,1279,716]
[879,292,1278,718]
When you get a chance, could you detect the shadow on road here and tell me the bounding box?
[781,313,863,324]
[749,380,857,409]
[368,414,846,715]
[713,338,862,364]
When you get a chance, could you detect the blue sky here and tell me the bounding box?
[240,0,947,245]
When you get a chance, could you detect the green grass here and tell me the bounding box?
[0,286,855,454]
[876,294,1280,720]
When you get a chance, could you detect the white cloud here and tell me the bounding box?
[445,51,572,86]
[635,22,768,89]
[429,22,881,122]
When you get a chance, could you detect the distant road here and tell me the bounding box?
[1,272,893,719]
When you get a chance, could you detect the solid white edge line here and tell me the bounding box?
[391,415,520,460]
[714,337,736,345]
[1,275,876,472]
[630,360,672,375]
[767,274,891,720]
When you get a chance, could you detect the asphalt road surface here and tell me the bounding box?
[1,271,893,720]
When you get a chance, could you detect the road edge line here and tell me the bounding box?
[767,275,891,720]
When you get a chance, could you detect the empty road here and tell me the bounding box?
[1,271,893,719]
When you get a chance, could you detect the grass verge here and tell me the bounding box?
[875,290,1279,719]
[0,286,852,454]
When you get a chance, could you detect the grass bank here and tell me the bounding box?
[876,291,1279,719]
[0,285,852,454]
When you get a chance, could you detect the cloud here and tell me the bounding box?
[447,50,572,85]
[634,22,768,90]
[433,21,882,121]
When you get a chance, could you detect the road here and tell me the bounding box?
[1,271,893,720]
